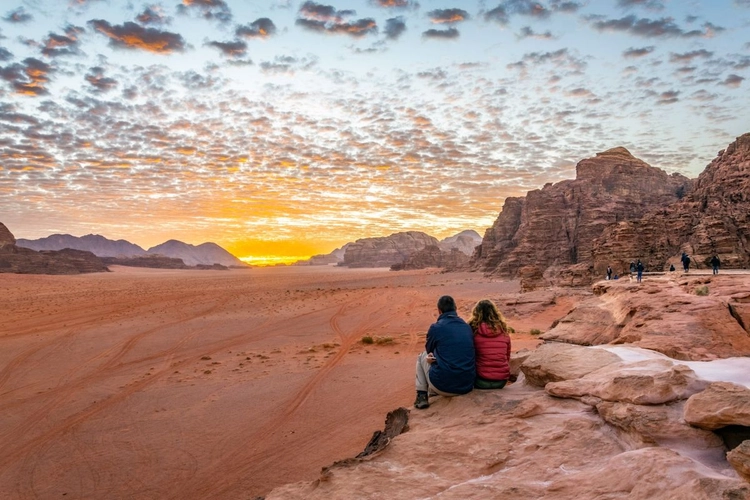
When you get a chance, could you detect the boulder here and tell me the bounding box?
[595,401,723,448]
[727,440,750,483]
[684,382,750,430]
[520,343,620,387]
[546,359,709,405]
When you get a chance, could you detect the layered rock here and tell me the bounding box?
[342,231,439,268]
[593,133,750,275]
[471,147,691,280]
[0,223,108,274]
[684,382,750,430]
[540,275,750,361]
[391,246,469,271]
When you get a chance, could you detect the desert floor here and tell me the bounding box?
[0,266,571,499]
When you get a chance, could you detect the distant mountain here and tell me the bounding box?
[17,234,147,257]
[17,233,246,267]
[438,230,482,255]
[147,240,245,267]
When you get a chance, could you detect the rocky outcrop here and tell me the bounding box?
[0,223,108,274]
[471,147,691,280]
[438,230,482,256]
[684,382,750,430]
[540,275,750,361]
[17,233,147,257]
[267,345,750,499]
[593,133,750,275]
[520,342,621,387]
[391,246,469,271]
[728,441,750,482]
[342,231,439,268]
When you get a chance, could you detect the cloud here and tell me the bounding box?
[485,0,553,24]
[205,39,247,58]
[136,6,171,26]
[657,90,679,104]
[384,17,406,39]
[3,7,32,23]
[549,0,582,13]
[0,47,12,61]
[720,74,744,88]
[623,46,655,58]
[85,66,117,92]
[422,27,459,39]
[427,8,469,24]
[236,18,277,39]
[371,0,418,8]
[617,0,665,10]
[89,20,186,54]
[260,55,317,74]
[669,49,713,63]
[517,26,555,40]
[735,0,750,6]
[508,48,587,73]
[178,0,232,23]
[0,57,53,96]
[41,25,85,58]
[296,3,377,37]
[589,15,723,38]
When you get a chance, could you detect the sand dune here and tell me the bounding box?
[0,266,559,499]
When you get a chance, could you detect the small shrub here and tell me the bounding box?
[695,286,709,296]
[530,328,542,335]
[361,335,374,344]
[376,336,394,345]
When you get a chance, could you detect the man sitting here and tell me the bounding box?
[414,295,475,409]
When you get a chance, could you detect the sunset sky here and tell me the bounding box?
[2,0,749,264]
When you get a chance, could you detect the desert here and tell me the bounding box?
[0,265,554,499]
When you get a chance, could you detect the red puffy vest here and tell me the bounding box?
[473,322,511,381]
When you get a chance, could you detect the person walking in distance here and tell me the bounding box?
[636,260,644,283]
[606,266,613,281]
[711,254,721,275]
[414,296,475,409]
[681,252,691,272]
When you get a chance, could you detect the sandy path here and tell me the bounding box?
[0,266,563,499]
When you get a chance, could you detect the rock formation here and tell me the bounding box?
[0,223,108,274]
[438,230,482,256]
[471,146,691,280]
[342,231,439,268]
[593,133,750,275]
[391,246,469,271]
[101,255,189,269]
[293,244,350,266]
[540,275,750,361]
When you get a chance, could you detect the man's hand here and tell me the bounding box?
[426,352,436,364]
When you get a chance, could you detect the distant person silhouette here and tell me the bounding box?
[469,299,511,390]
[414,295,475,409]
[669,264,675,272]
[681,252,691,272]
[606,266,612,280]
[636,260,644,283]
[711,255,721,275]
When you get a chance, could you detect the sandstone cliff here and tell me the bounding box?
[0,223,108,274]
[17,233,147,257]
[471,147,691,279]
[390,245,469,271]
[438,230,482,256]
[592,133,750,275]
[343,231,439,268]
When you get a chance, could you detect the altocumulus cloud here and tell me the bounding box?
[178,0,233,23]
[89,20,186,54]
[3,7,32,23]
[384,17,406,39]
[205,39,247,58]
[427,8,469,24]
[235,18,277,39]
[41,25,85,58]
[296,1,377,37]
[0,57,53,96]
[589,15,723,38]
[422,27,459,39]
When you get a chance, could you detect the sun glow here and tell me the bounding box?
[240,255,310,266]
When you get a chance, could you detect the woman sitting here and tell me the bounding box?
[469,299,511,389]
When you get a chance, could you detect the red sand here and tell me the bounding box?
[0,266,565,499]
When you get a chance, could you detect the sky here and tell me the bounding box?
[1,0,749,265]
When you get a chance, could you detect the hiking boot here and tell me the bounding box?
[414,391,429,409]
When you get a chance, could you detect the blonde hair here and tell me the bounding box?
[469,299,508,334]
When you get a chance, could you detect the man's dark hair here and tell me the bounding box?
[437,295,456,313]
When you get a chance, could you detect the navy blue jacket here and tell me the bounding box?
[425,311,475,394]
